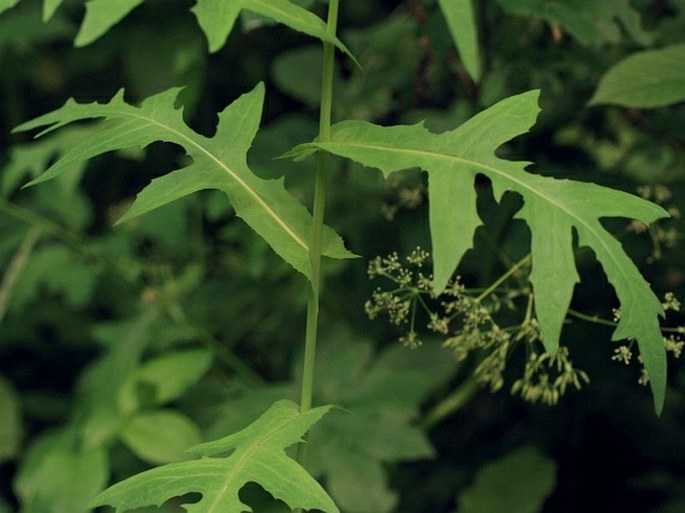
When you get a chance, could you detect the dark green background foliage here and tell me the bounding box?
[0,0,684,512]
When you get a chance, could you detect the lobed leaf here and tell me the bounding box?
[288,90,669,413]
[438,0,481,82]
[90,400,339,513]
[193,0,353,59]
[14,84,356,283]
[26,0,355,60]
[2,125,96,197]
[208,328,456,513]
[589,43,685,108]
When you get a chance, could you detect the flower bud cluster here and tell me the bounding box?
[365,248,591,405]
[632,185,682,262]
[511,346,590,405]
[610,292,683,385]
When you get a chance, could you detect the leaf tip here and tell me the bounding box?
[21,175,47,189]
[654,394,665,416]
[528,88,543,108]
[586,93,602,108]
[253,80,266,99]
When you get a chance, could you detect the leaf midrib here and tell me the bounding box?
[206,414,297,513]
[125,110,309,252]
[251,0,311,24]
[320,140,634,291]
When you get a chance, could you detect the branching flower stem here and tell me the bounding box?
[421,377,479,429]
[475,253,531,302]
[297,0,340,470]
[566,308,620,328]
[567,308,683,334]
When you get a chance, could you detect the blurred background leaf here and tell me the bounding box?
[456,446,556,513]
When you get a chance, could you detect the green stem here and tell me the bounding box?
[569,308,684,334]
[0,197,138,291]
[296,0,340,467]
[0,226,42,325]
[0,197,85,247]
[421,377,478,429]
[166,304,265,386]
[475,253,531,303]
[566,308,619,328]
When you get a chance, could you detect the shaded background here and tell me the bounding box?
[1,0,684,512]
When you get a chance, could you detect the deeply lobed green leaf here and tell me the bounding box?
[287,90,669,413]
[192,0,354,61]
[90,400,339,513]
[208,328,456,513]
[30,0,354,57]
[13,84,356,283]
[2,125,96,197]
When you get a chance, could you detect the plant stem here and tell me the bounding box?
[166,303,265,386]
[569,309,683,333]
[0,197,85,247]
[421,377,478,429]
[0,226,41,325]
[475,253,531,303]
[566,308,619,328]
[296,0,340,467]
